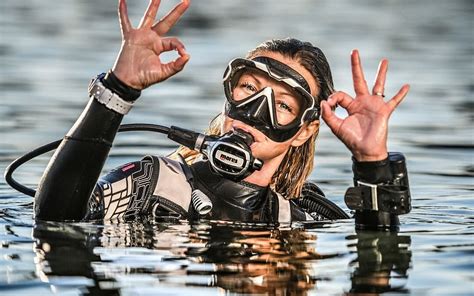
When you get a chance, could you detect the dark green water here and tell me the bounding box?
[1,0,473,295]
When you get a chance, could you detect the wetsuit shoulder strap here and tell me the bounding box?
[275,192,292,223]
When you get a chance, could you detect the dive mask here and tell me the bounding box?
[223,56,321,142]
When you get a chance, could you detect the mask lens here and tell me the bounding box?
[230,68,312,125]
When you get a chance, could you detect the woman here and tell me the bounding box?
[34,0,411,229]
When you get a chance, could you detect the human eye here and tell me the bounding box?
[276,100,294,113]
[239,81,258,94]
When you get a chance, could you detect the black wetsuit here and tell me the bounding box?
[82,155,333,223]
[34,75,410,229]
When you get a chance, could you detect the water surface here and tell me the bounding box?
[1,0,473,295]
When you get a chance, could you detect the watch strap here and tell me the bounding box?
[88,74,134,115]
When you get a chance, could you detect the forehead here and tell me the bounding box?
[250,51,319,96]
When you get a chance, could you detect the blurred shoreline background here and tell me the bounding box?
[1,0,472,183]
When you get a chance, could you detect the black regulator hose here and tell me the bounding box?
[5,140,62,197]
[4,124,171,198]
[295,182,350,220]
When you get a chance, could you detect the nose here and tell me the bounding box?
[243,95,270,123]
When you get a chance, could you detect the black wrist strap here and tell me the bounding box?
[345,183,410,215]
[102,70,141,102]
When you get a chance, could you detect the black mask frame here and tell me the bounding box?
[223,57,321,142]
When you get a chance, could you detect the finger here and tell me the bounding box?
[372,59,388,96]
[327,91,354,110]
[160,49,190,78]
[158,37,187,53]
[118,0,132,33]
[153,0,190,35]
[138,0,161,28]
[165,53,190,74]
[387,84,410,111]
[321,100,343,134]
[351,49,370,96]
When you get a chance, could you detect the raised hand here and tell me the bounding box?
[321,50,410,162]
[112,0,190,90]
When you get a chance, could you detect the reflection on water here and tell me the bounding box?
[31,220,412,295]
[347,231,411,294]
[1,0,473,294]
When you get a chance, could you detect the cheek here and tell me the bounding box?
[275,110,297,126]
[232,88,245,101]
[251,139,291,160]
[222,114,233,133]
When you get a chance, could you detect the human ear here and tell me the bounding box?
[291,120,319,147]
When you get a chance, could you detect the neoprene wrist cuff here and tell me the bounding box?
[102,70,141,102]
[352,155,392,185]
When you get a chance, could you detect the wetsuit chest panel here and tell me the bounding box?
[191,161,276,222]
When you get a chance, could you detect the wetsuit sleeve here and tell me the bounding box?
[34,74,138,221]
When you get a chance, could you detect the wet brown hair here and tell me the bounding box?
[171,38,334,198]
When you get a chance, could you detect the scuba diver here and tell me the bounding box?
[30,0,411,230]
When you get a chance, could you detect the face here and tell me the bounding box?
[222,52,319,162]
[233,69,302,126]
